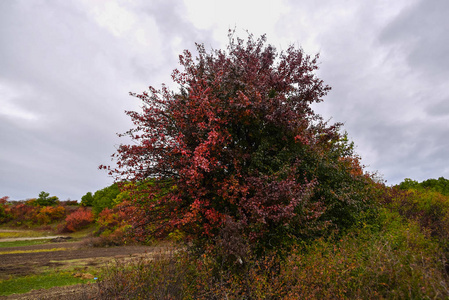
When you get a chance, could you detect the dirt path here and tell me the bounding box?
[0,239,172,299]
[0,236,68,242]
[0,241,165,278]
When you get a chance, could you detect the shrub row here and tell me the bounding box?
[0,198,95,233]
[94,208,449,299]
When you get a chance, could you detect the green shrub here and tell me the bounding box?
[35,191,59,206]
[398,177,449,196]
[379,186,449,252]
[281,209,448,299]
[94,207,449,299]
[80,192,94,207]
[91,184,120,215]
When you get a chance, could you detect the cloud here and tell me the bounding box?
[0,82,41,122]
[0,0,214,200]
[380,0,449,81]
[274,0,449,184]
[1,0,448,200]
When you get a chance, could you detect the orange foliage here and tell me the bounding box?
[339,156,364,177]
[35,206,66,224]
[63,208,94,232]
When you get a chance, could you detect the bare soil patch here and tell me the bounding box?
[0,241,164,279]
[0,239,171,299]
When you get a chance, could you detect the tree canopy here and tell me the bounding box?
[81,184,121,215]
[398,177,449,196]
[35,191,59,206]
[104,32,373,256]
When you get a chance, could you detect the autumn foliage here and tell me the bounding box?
[60,208,94,233]
[0,200,68,226]
[106,32,373,255]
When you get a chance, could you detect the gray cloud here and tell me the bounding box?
[427,98,449,116]
[380,0,449,80]
[0,0,214,200]
[1,0,448,200]
[276,0,449,184]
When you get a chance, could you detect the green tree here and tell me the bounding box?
[397,177,449,196]
[397,178,419,190]
[81,192,94,207]
[421,177,449,196]
[91,183,120,215]
[35,191,59,206]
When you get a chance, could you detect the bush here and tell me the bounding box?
[96,248,188,299]
[279,210,448,299]
[93,203,134,246]
[34,206,66,225]
[0,196,12,223]
[398,177,449,196]
[80,192,94,207]
[379,186,449,251]
[59,208,94,232]
[61,199,79,206]
[106,31,375,258]
[95,208,449,299]
[8,203,38,226]
[91,184,121,215]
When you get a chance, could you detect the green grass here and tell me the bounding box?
[0,239,52,248]
[0,230,51,239]
[0,272,95,296]
[0,247,68,255]
[68,225,97,239]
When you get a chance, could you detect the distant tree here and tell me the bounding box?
[397,177,449,196]
[35,191,59,206]
[81,192,94,207]
[105,31,374,256]
[62,199,79,206]
[91,184,120,215]
[421,177,449,196]
[397,178,420,191]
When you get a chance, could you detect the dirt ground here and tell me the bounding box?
[0,239,169,299]
[1,283,97,300]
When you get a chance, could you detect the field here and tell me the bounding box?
[0,229,164,299]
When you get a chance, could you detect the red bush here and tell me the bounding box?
[9,203,38,226]
[106,32,374,256]
[62,208,94,232]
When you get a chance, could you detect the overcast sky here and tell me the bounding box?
[1,0,448,200]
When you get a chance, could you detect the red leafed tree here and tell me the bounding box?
[105,32,372,255]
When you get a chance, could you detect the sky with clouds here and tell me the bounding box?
[1,0,448,200]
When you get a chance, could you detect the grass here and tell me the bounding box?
[0,247,68,255]
[0,239,52,248]
[0,230,52,239]
[0,272,95,296]
[0,223,108,296]
[68,225,97,239]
